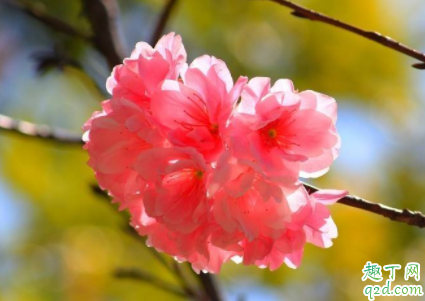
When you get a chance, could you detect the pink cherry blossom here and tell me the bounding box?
[129,204,239,273]
[107,32,187,107]
[230,77,340,178]
[240,187,347,270]
[303,189,348,248]
[83,98,166,202]
[83,32,347,274]
[134,147,211,233]
[151,56,247,162]
[209,151,296,240]
[241,230,305,270]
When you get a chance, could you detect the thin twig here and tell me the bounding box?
[114,267,187,297]
[150,0,180,45]
[82,0,125,69]
[303,182,425,228]
[266,0,425,69]
[0,114,83,145]
[0,0,91,40]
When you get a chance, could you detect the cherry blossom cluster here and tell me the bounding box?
[83,33,347,273]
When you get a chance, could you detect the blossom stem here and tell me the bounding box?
[197,272,223,301]
[303,182,425,228]
[265,0,425,69]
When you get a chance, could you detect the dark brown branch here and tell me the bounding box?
[198,273,223,301]
[303,182,425,228]
[0,114,83,145]
[1,0,125,69]
[82,0,125,69]
[0,0,91,40]
[412,63,425,70]
[114,268,187,297]
[150,0,180,45]
[266,0,425,67]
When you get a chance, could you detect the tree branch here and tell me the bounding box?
[303,182,425,228]
[197,273,223,301]
[265,0,425,69]
[114,267,188,297]
[82,0,125,69]
[0,114,83,145]
[150,0,180,45]
[0,0,91,40]
[2,0,125,69]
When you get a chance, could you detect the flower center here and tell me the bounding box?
[209,124,219,135]
[267,128,277,139]
[194,170,204,179]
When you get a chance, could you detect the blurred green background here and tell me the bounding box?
[1,0,425,300]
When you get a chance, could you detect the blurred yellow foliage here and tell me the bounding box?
[1,0,424,300]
